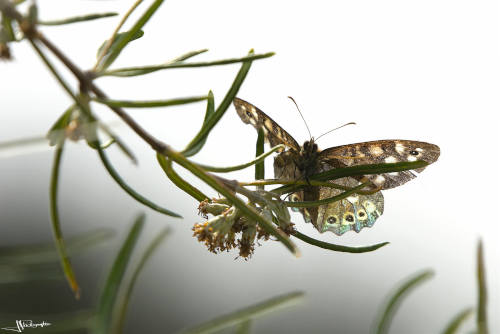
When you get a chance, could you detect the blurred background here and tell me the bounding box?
[0,0,499,332]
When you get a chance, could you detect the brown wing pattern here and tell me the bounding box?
[233,98,300,151]
[319,140,440,189]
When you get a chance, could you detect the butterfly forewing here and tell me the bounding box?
[233,98,300,151]
[319,140,440,189]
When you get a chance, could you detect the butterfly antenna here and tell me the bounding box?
[315,122,356,142]
[288,96,312,140]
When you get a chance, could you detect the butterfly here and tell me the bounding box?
[233,97,440,236]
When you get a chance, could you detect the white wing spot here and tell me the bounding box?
[347,195,359,204]
[240,105,247,111]
[250,107,258,118]
[385,156,397,163]
[363,200,377,213]
[264,119,273,131]
[370,146,384,156]
[374,175,385,185]
[416,147,424,152]
[355,149,365,158]
[407,156,417,162]
[395,143,405,154]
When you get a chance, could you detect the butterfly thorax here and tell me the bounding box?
[273,139,321,181]
[298,140,320,179]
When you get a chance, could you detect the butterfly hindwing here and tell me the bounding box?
[233,98,300,151]
[316,178,384,235]
[287,178,384,236]
[319,140,440,189]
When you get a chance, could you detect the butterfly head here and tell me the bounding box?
[302,139,319,155]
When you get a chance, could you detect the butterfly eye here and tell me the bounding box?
[410,150,419,156]
[327,216,338,225]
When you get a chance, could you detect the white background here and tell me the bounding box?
[1,0,499,333]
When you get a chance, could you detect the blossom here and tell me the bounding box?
[193,199,293,259]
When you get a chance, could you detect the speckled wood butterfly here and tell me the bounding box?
[233,97,440,236]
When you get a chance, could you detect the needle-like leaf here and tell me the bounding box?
[95,214,145,334]
[195,145,284,173]
[0,229,114,265]
[49,141,80,299]
[101,52,275,77]
[182,291,304,334]
[442,308,474,334]
[97,145,181,217]
[312,161,428,181]
[39,12,117,26]
[255,128,265,190]
[96,29,144,71]
[283,183,368,208]
[477,240,488,334]
[182,50,260,156]
[96,0,164,70]
[157,153,208,202]
[293,231,389,253]
[93,95,207,108]
[373,270,434,334]
[182,90,215,157]
[111,228,170,334]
